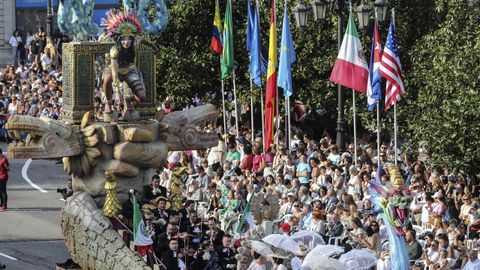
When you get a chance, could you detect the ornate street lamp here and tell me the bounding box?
[293,2,309,28]
[46,0,54,37]
[374,0,388,23]
[356,2,372,31]
[311,0,329,21]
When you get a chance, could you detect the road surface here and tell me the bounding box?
[0,142,71,269]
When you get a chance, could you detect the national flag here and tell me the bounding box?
[379,21,404,110]
[221,0,234,79]
[330,11,369,94]
[366,22,383,111]
[247,0,267,87]
[264,0,277,149]
[277,0,296,97]
[236,192,256,233]
[210,0,223,54]
[132,193,153,256]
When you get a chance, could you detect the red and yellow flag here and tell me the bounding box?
[264,0,277,149]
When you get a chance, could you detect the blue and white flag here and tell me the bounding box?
[277,0,296,97]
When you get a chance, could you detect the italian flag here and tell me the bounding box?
[330,12,369,94]
[132,195,153,257]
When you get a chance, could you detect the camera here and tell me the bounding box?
[57,188,67,194]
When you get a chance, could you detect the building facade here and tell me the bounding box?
[0,0,119,66]
[0,0,16,66]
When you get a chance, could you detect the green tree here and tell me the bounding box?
[405,0,480,175]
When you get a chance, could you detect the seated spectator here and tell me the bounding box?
[406,230,423,261]
[420,239,440,269]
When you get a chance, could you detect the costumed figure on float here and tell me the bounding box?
[368,163,412,270]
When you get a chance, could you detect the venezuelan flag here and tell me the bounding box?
[264,0,277,150]
[211,0,223,54]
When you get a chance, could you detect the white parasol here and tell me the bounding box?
[291,231,326,250]
[262,234,302,255]
[249,240,274,256]
[338,249,378,270]
[302,256,348,270]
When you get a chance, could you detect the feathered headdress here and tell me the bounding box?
[101,10,142,38]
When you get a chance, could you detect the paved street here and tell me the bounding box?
[0,143,71,269]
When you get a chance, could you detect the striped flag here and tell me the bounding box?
[366,22,383,111]
[330,11,369,94]
[132,192,153,256]
[379,22,404,110]
[264,0,277,149]
[210,0,223,54]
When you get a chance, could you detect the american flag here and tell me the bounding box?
[379,22,404,110]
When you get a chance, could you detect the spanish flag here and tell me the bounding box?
[210,0,223,54]
[264,0,277,150]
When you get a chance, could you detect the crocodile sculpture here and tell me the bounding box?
[5,104,218,270]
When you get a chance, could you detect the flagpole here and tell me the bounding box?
[260,88,265,147]
[284,97,288,146]
[287,97,291,147]
[394,103,398,166]
[376,102,381,164]
[220,60,227,133]
[250,77,255,140]
[353,91,357,167]
[232,70,239,136]
[392,8,397,166]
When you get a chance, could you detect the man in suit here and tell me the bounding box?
[324,188,339,213]
[217,235,236,269]
[155,223,178,258]
[152,197,171,235]
[160,238,180,270]
[323,213,344,243]
[143,175,167,204]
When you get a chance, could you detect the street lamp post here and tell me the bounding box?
[334,1,347,150]
[293,0,388,150]
[46,0,54,38]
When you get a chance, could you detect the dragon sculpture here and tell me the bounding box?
[5,104,218,270]
[368,164,412,270]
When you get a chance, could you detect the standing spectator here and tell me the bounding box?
[3,65,18,87]
[296,154,311,188]
[40,47,53,71]
[0,149,10,211]
[160,238,181,270]
[217,235,236,269]
[7,96,18,116]
[25,31,34,57]
[9,30,22,65]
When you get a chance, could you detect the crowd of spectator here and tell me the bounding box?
[3,28,480,270]
[118,117,480,270]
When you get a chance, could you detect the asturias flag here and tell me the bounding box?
[264,0,277,149]
[210,0,223,54]
[221,0,234,79]
[330,11,369,94]
[366,22,382,110]
[277,0,296,97]
[132,192,153,256]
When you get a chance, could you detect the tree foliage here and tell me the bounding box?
[405,0,480,175]
[154,0,480,173]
